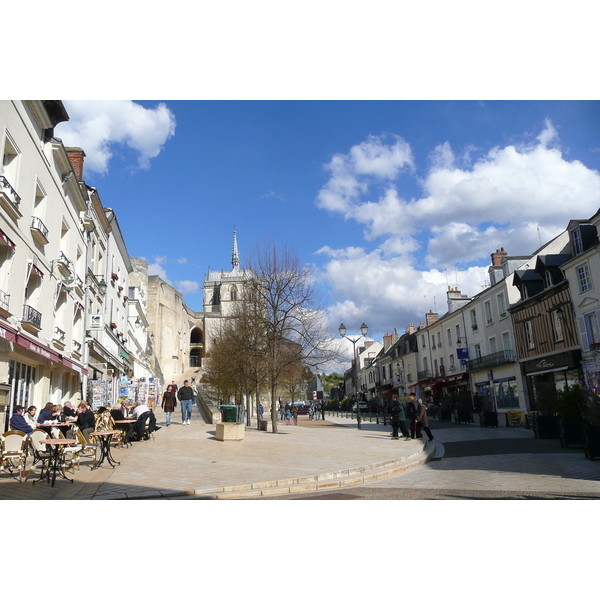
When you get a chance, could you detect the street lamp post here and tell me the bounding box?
[339,322,368,430]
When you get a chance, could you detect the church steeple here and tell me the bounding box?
[232,227,240,270]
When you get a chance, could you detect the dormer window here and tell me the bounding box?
[544,270,553,288]
[572,228,584,256]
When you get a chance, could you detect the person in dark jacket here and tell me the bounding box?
[161,385,177,426]
[177,380,194,425]
[74,401,95,441]
[9,405,33,436]
[37,402,56,424]
[63,401,76,418]
[407,393,419,439]
[415,399,434,441]
[390,395,410,440]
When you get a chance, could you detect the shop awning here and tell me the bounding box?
[409,379,431,388]
[433,373,468,385]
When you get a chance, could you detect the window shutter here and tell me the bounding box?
[579,315,590,352]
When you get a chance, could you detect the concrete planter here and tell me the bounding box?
[215,422,245,442]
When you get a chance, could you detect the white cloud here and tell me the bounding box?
[175,280,199,294]
[55,100,176,175]
[147,262,171,284]
[176,258,188,264]
[315,120,600,334]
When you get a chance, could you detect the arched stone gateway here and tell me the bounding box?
[190,327,204,367]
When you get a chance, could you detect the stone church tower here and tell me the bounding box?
[138,229,246,387]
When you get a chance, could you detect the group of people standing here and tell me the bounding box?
[390,392,434,442]
[160,378,199,426]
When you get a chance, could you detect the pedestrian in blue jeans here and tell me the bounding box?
[177,380,194,425]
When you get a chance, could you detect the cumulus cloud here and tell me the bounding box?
[147,262,171,284]
[175,280,200,294]
[55,100,176,175]
[316,120,600,333]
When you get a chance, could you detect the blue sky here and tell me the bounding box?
[54,100,600,348]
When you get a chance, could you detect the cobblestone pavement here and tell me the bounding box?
[273,418,600,500]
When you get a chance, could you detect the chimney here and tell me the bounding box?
[426,310,438,326]
[364,340,374,348]
[491,247,507,266]
[383,332,393,350]
[405,323,416,335]
[66,147,86,181]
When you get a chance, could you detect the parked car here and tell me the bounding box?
[292,404,310,414]
[353,401,369,413]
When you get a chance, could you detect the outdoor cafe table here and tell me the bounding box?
[113,420,137,447]
[33,438,78,487]
[89,430,121,470]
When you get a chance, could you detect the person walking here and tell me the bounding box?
[416,399,434,441]
[390,394,410,440]
[284,409,292,425]
[407,392,419,439]
[292,405,298,425]
[320,400,325,421]
[259,403,264,421]
[161,384,177,426]
[177,380,194,425]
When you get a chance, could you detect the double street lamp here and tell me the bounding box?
[339,322,368,430]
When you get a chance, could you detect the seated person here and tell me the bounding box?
[37,401,57,424]
[53,405,66,423]
[111,404,135,443]
[63,401,77,418]
[132,402,161,440]
[70,401,95,441]
[10,405,33,436]
[24,405,38,429]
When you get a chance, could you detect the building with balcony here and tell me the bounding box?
[0,101,90,430]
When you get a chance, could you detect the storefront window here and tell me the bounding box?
[8,360,37,411]
[494,378,519,409]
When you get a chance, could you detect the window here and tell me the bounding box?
[449,354,455,370]
[456,324,461,343]
[437,332,442,347]
[577,263,593,293]
[474,344,482,359]
[484,301,493,325]
[572,228,584,256]
[447,328,452,346]
[502,332,512,352]
[421,335,426,349]
[525,320,535,349]
[489,337,498,354]
[551,310,564,342]
[497,292,507,319]
[470,310,478,331]
[582,311,600,350]
[544,270,553,288]
[230,285,238,301]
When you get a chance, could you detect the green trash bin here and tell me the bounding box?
[221,404,237,423]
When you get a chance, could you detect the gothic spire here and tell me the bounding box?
[232,227,239,270]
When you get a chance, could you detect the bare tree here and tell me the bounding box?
[244,242,337,433]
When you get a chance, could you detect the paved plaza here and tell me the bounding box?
[2,409,600,500]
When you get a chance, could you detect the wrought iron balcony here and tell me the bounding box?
[22,304,42,330]
[54,327,66,343]
[0,289,9,313]
[417,369,433,380]
[466,349,516,371]
[0,175,22,220]
[31,216,49,245]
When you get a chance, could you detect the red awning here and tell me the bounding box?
[433,373,468,385]
[15,333,61,363]
[409,379,431,388]
[0,228,16,250]
[0,321,17,342]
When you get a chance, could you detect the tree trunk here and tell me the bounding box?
[271,387,278,434]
